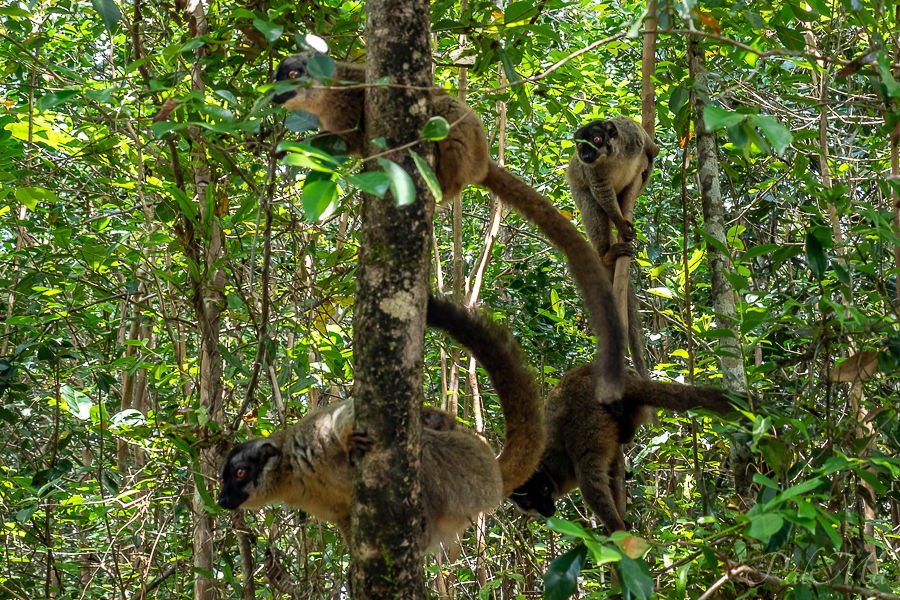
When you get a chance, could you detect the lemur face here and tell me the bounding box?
[573,120,618,164]
[509,470,557,518]
[271,52,318,106]
[217,438,281,510]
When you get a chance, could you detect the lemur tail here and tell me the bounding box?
[426,295,545,496]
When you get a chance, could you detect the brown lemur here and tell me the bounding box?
[509,363,745,533]
[219,294,544,550]
[566,116,660,378]
[271,51,626,403]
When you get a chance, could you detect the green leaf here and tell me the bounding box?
[38,90,79,112]
[194,469,219,511]
[149,121,189,138]
[281,152,337,172]
[377,158,416,207]
[703,105,745,130]
[763,519,793,552]
[199,104,235,123]
[744,10,766,29]
[856,468,887,494]
[60,385,92,420]
[213,89,238,105]
[504,1,539,22]
[498,47,522,83]
[101,469,120,495]
[741,244,781,261]
[766,476,823,508]
[252,19,283,43]
[285,110,320,133]
[876,51,900,97]
[91,0,121,32]
[15,187,59,210]
[668,86,689,114]
[347,172,391,197]
[754,115,793,155]
[82,242,108,268]
[277,142,343,166]
[697,227,732,258]
[410,150,442,203]
[723,271,748,292]
[693,328,737,339]
[805,230,827,279]
[543,545,587,600]
[545,517,592,539]
[772,244,802,264]
[307,54,336,83]
[422,116,450,141]
[301,178,339,221]
[0,407,17,425]
[584,539,622,565]
[746,513,785,542]
[613,555,655,600]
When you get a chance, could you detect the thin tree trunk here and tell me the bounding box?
[688,39,752,506]
[349,0,434,596]
[186,3,223,599]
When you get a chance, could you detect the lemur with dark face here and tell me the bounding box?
[510,364,743,532]
[219,294,544,551]
[271,51,626,404]
[566,116,660,378]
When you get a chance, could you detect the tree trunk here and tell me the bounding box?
[688,40,752,506]
[349,0,435,596]
[185,3,224,599]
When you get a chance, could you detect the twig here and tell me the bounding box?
[129,563,178,600]
[697,564,752,600]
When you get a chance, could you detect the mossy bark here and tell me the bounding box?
[350,0,435,597]
[688,40,753,506]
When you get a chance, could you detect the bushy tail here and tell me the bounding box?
[482,163,625,402]
[623,379,746,415]
[426,295,544,497]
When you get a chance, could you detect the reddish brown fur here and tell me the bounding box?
[273,53,626,402]
[219,295,543,549]
[512,364,742,532]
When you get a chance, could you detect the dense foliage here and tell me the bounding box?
[1,0,899,598]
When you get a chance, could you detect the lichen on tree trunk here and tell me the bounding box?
[349,0,435,597]
[688,40,753,507]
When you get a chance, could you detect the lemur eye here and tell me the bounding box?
[577,142,583,149]
[593,136,601,144]
[235,468,246,479]
[288,69,300,79]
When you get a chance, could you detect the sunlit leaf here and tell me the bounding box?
[91,0,121,32]
[410,150,442,203]
[302,178,339,221]
[703,105,744,130]
[347,172,391,197]
[377,158,416,206]
[60,385,92,420]
[422,116,450,140]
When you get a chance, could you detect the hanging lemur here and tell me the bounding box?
[510,363,745,533]
[271,51,626,403]
[566,116,660,378]
[219,294,544,551]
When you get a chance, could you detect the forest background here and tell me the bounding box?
[0,0,899,598]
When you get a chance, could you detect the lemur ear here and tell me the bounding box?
[299,33,329,54]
